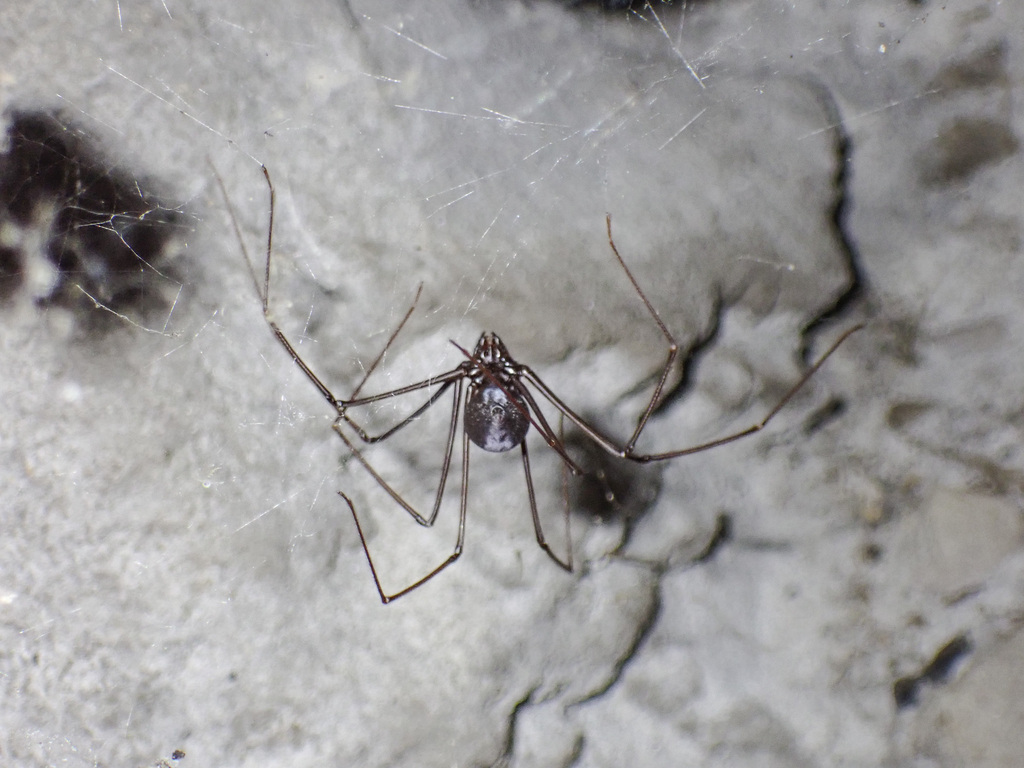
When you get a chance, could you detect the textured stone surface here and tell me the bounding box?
[1,1,1021,766]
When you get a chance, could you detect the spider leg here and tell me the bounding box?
[349,283,423,401]
[342,428,469,603]
[597,215,864,460]
[341,367,465,409]
[341,491,390,603]
[604,214,680,454]
[628,323,864,461]
[521,433,572,572]
[522,322,862,463]
[333,377,464,527]
[215,162,344,410]
[222,163,439,416]
[218,162,473,601]
[559,416,573,564]
[252,166,340,406]
[341,375,459,444]
[517,387,586,475]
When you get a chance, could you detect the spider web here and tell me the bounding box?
[3,2,1017,767]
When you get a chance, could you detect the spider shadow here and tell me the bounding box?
[562,421,663,546]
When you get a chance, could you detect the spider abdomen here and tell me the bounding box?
[465,385,530,452]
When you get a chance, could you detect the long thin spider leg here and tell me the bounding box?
[559,416,572,569]
[521,437,572,572]
[341,367,466,408]
[517,387,586,475]
[605,214,680,454]
[332,377,463,527]
[214,161,344,410]
[351,428,469,603]
[342,378,456,444]
[341,491,391,604]
[258,295,460,415]
[521,366,624,457]
[426,378,464,527]
[389,429,471,601]
[266,318,345,408]
[259,165,274,310]
[255,165,343,407]
[629,323,865,461]
[333,422,427,521]
[210,161,265,310]
[520,323,862,463]
[222,163,454,421]
[349,283,424,401]
[219,161,472,601]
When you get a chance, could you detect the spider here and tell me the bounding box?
[223,165,861,603]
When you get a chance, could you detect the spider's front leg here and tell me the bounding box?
[524,217,862,464]
[337,375,460,445]
[609,214,862,462]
